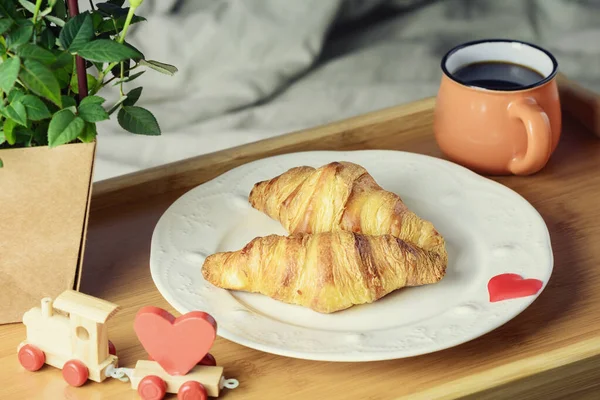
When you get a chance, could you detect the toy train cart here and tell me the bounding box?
[17,290,239,400]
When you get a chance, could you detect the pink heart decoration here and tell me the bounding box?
[134,306,217,376]
[488,273,543,302]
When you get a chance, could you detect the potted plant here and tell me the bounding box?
[0,0,176,323]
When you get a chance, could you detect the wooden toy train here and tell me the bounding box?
[17,290,239,400]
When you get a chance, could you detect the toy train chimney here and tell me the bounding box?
[41,297,53,318]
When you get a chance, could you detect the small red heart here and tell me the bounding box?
[488,273,543,302]
[134,306,217,376]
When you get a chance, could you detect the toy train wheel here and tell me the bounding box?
[178,381,207,400]
[198,353,216,367]
[62,360,89,387]
[18,344,45,372]
[108,340,117,356]
[138,375,167,400]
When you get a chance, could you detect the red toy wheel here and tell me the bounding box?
[177,381,207,400]
[18,344,45,372]
[108,340,117,356]
[198,353,216,367]
[62,359,89,387]
[138,375,167,400]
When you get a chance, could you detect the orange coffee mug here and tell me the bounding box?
[433,39,561,176]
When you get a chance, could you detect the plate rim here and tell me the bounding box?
[149,149,554,362]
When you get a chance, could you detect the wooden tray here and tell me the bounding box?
[3,97,600,400]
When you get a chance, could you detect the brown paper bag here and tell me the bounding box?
[0,142,96,324]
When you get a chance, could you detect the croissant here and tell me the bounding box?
[201,231,446,313]
[248,161,446,257]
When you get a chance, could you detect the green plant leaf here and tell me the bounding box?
[39,28,57,49]
[51,50,73,69]
[97,14,145,34]
[7,20,34,49]
[78,98,108,123]
[61,95,77,108]
[80,95,105,106]
[0,18,12,34]
[0,130,5,145]
[78,121,97,143]
[60,12,94,52]
[90,11,104,30]
[106,0,126,6]
[51,0,67,19]
[51,51,74,88]
[113,70,144,85]
[21,94,51,120]
[123,41,144,61]
[14,126,33,146]
[139,59,178,76]
[48,109,85,147]
[96,3,128,17]
[0,56,21,92]
[69,72,98,94]
[8,89,25,103]
[20,59,62,107]
[0,158,3,167]
[0,0,18,20]
[4,118,16,145]
[77,39,143,62]
[44,15,65,27]
[18,0,37,14]
[32,120,48,145]
[123,86,142,106]
[117,106,160,135]
[0,40,6,55]
[38,6,53,18]
[16,43,57,64]
[3,101,27,126]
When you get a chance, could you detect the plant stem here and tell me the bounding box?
[66,0,88,102]
[95,5,138,96]
[94,0,142,100]
[119,61,125,96]
[32,0,43,22]
[118,5,138,44]
[31,0,43,42]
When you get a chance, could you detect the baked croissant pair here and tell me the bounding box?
[201,161,448,313]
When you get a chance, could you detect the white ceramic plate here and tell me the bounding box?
[149,150,553,362]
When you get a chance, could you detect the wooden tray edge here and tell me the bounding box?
[400,335,600,400]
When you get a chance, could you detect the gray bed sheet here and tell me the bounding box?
[92,0,600,181]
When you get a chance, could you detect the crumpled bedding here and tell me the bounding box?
[92,0,600,182]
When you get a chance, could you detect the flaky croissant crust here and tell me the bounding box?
[249,161,446,258]
[202,231,446,314]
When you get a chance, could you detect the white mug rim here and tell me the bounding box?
[440,39,558,91]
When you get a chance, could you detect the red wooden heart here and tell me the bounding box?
[134,306,217,376]
[488,273,543,302]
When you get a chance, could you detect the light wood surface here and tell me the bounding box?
[557,73,600,138]
[2,97,600,399]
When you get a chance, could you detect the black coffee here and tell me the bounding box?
[453,61,544,90]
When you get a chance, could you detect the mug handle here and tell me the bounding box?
[507,98,552,175]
